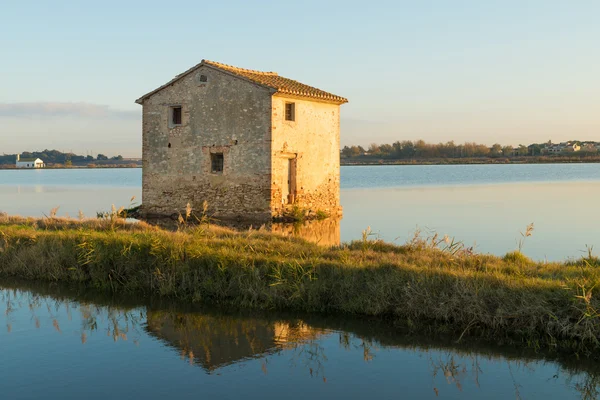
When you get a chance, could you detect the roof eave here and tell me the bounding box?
[202,63,277,94]
[134,60,278,105]
[134,60,207,105]
[273,91,348,105]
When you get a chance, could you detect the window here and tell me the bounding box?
[199,74,208,82]
[285,102,295,121]
[170,106,182,126]
[211,153,224,173]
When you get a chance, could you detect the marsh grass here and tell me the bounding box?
[177,200,211,228]
[2,214,600,357]
[315,210,329,220]
[277,206,331,222]
[517,223,534,253]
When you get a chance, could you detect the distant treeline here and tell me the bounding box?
[341,140,598,159]
[0,149,139,167]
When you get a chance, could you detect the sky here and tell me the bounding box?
[1,0,599,157]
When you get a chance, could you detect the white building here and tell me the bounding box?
[544,142,581,154]
[16,155,45,168]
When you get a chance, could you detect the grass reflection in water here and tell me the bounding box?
[2,279,600,399]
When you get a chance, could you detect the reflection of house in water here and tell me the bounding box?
[216,218,341,246]
[271,218,340,246]
[146,218,341,246]
[145,310,325,372]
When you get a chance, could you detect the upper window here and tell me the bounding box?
[170,106,182,126]
[199,74,208,82]
[211,153,224,174]
[285,102,295,121]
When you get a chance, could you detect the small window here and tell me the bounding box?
[211,153,224,174]
[285,102,295,121]
[170,106,182,126]
[199,74,208,82]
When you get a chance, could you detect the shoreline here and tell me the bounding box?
[3,159,600,169]
[0,166,141,170]
[341,156,600,166]
[1,215,600,359]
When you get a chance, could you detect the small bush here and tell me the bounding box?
[503,251,534,265]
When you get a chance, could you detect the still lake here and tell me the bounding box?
[1,280,600,400]
[1,164,599,261]
[2,165,600,399]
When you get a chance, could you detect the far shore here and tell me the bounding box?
[0,165,141,170]
[2,158,600,170]
[342,155,600,166]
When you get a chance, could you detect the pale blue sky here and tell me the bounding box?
[1,0,599,157]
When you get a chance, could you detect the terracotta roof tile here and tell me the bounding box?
[136,60,348,105]
[203,60,348,104]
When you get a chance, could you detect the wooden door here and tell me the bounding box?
[282,160,290,204]
[282,158,297,204]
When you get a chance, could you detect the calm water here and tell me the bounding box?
[1,165,600,260]
[341,163,600,189]
[1,280,599,400]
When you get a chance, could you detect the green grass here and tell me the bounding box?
[274,205,331,222]
[1,214,600,357]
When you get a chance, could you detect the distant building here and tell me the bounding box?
[16,155,44,168]
[562,143,581,152]
[512,147,527,156]
[544,144,563,154]
[542,142,581,154]
[581,143,598,153]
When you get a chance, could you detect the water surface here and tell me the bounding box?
[1,165,599,261]
[341,163,600,189]
[1,280,599,400]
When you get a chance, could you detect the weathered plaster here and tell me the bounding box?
[140,65,343,221]
[142,65,273,220]
[270,95,342,217]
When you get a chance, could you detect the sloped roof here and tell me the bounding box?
[18,158,41,162]
[135,60,348,105]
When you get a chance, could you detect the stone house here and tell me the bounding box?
[135,60,347,221]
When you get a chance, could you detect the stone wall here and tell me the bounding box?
[270,95,342,217]
[141,66,274,220]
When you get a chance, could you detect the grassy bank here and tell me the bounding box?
[1,215,600,357]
